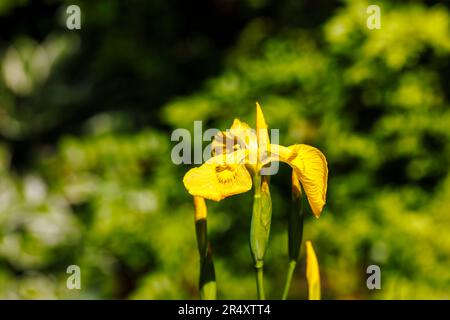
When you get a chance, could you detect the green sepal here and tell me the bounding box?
[250,175,272,267]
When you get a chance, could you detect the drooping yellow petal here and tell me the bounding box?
[256,102,270,154]
[269,144,328,218]
[183,150,252,201]
[306,240,321,300]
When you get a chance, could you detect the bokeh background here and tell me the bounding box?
[0,0,449,299]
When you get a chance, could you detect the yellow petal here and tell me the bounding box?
[230,119,258,152]
[183,150,252,201]
[211,119,257,156]
[256,102,270,152]
[306,241,321,300]
[193,196,207,221]
[270,144,328,218]
[231,118,251,132]
[206,149,248,165]
[211,131,235,156]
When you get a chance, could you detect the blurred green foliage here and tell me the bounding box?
[0,0,449,299]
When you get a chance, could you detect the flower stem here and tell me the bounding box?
[256,265,265,300]
[199,244,216,300]
[193,197,216,300]
[281,260,297,300]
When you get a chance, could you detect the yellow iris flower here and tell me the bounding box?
[183,103,328,217]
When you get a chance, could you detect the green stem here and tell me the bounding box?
[256,265,265,300]
[281,260,297,300]
[199,245,216,300]
[195,218,216,300]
